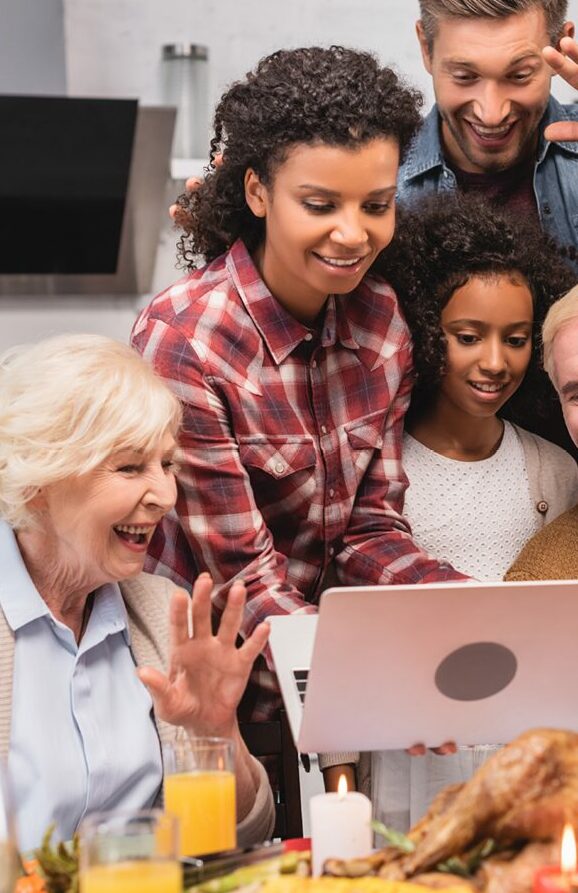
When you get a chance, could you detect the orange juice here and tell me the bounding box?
[80,859,181,893]
[164,770,236,856]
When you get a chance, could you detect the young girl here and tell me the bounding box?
[367,194,578,830]
[388,194,578,582]
[132,47,466,768]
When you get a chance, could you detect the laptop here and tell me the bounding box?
[268,580,578,754]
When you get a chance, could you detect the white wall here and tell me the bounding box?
[2,0,578,351]
[62,0,578,120]
[0,0,66,95]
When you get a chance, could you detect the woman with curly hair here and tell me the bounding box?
[132,45,469,788]
[367,195,578,831]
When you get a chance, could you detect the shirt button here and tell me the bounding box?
[329,488,335,498]
[543,203,551,215]
[321,425,328,435]
[304,332,313,341]
[275,462,285,475]
[537,500,549,514]
[328,546,335,557]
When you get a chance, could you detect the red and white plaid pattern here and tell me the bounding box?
[132,239,466,720]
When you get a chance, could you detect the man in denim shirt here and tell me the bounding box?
[399,0,578,255]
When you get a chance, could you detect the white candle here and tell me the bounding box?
[310,775,372,876]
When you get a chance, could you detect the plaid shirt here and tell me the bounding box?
[132,239,466,720]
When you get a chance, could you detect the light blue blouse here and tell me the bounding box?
[0,522,163,851]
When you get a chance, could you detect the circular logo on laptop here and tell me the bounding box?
[435,642,517,701]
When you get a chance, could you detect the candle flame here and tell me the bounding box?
[561,823,577,874]
[337,774,348,800]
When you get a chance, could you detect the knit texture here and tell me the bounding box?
[505,504,578,580]
[403,423,540,580]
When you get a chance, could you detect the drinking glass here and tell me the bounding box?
[163,735,236,857]
[0,761,18,893]
[78,809,181,893]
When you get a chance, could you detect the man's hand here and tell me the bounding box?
[138,574,269,738]
[543,37,578,142]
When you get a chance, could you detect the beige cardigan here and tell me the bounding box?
[0,572,274,845]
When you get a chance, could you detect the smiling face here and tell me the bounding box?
[32,430,178,591]
[245,138,399,323]
[550,319,578,446]
[418,7,569,173]
[437,273,534,421]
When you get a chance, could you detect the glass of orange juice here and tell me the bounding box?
[79,809,181,893]
[163,734,236,857]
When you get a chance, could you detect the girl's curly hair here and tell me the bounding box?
[378,194,577,424]
[176,45,423,268]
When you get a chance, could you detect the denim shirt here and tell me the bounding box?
[397,96,578,263]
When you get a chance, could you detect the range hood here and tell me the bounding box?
[0,96,175,295]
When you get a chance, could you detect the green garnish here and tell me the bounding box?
[436,838,497,877]
[371,821,416,853]
[34,825,79,893]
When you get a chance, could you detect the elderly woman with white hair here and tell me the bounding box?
[0,333,274,851]
[506,283,578,582]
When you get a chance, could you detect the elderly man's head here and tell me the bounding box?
[416,0,573,174]
[0,334,182,526]
[543,284,578,445]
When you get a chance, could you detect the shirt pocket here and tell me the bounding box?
[238,436,317,479]
[344,410,387,479]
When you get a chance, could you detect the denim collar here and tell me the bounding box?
[400,95,578,182]
[536,95,578,163]
[400,106,447,181]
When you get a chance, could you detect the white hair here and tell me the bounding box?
[542,284,578,385]
[0,333,182,529]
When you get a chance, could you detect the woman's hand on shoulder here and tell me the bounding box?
[168,155,223,220]
[137,573,269,737]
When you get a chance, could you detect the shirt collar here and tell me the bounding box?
[225,239,360,363]
[342,277,407,371]
[0,521,50,630]
[536,95,578,163]
[0,520,130,644]
[399,106,447,182]
[82,582,131,650]
[401,97,578,181]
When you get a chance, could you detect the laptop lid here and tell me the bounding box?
[269,580,578,754]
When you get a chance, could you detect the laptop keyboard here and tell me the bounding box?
[293,668,309,703]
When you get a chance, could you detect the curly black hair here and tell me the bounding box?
[377,194,577,425]
[176,45,423,268]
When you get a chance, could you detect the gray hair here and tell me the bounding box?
[0,333,182,529]
[542,284,578,384]
[418,0,569,51]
